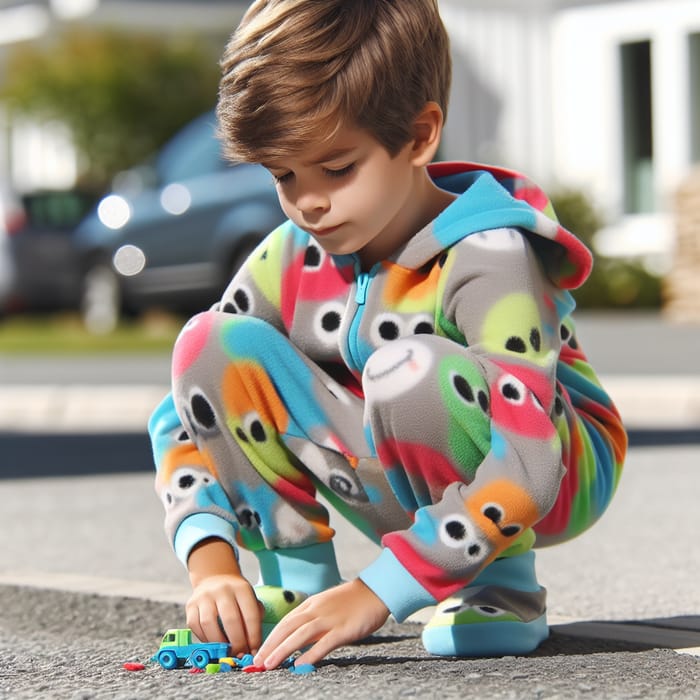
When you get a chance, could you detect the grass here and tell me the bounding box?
[0,311,184,354]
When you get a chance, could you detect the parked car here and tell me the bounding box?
[0,186,21,313]
[5,188,98,315]
[72,111,285,332]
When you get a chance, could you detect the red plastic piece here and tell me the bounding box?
[123,662,146,671]
[189,667,204,674]
[242,664,266,673]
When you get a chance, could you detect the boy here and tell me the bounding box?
[149,0,627,671]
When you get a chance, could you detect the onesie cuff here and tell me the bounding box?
[173,512,239,568]
[359,548,436,622]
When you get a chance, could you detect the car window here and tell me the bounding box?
[22,191,97,231]
[156,112,230,184]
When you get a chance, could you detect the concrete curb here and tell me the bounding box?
[1,375,700,432]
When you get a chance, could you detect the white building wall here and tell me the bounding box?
[551,0,700,216]
[439,3,554,183]
[550,0,700,266]
[440,0,700,267]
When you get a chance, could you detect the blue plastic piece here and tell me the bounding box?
[290,663,316,674]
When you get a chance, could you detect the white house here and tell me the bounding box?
[1,0,698,271]
[440,0,700,272]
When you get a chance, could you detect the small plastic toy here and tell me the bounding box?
[152,628,231,670]
[152,587,308,671]
[123,662,146,672]
[290,663,316,675]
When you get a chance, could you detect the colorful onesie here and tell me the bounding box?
[149,161,627,625]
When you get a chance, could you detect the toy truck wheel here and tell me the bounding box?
[157,650,178,670]
[191,649,211,669]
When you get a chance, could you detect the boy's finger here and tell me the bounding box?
[222,592,262,654]
[217,598,251,654]
[197,599,228,644]
[258,617,319,670]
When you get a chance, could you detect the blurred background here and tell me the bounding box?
[0,0,699,469]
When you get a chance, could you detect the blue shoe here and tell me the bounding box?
[421,551,549,657]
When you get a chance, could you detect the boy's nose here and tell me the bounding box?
[295,188,331,216]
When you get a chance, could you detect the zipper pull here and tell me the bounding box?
[355,272,370,304]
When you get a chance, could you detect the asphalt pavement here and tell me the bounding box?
[1,311,699,698]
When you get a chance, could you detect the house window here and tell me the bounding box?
[690,33,700,163]
[620,40,653,213]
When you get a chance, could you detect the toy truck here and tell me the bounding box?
[151,587,308,670]
[152,628,232,670]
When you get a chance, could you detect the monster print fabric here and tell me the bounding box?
[149,162,626,621]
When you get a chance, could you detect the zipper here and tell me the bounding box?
[346,261,377,371]
[355,271,371,304]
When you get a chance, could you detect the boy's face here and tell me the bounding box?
[263,125,420,267]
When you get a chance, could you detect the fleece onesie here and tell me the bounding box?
[149,161,627,623]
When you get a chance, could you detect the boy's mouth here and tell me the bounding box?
[309,224,342,237]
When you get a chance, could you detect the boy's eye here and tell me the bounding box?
[272,172,294,185]
[324,163,356,179]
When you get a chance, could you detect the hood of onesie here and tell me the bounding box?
[391,161,592,290]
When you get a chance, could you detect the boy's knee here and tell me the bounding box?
[172,310,277,380]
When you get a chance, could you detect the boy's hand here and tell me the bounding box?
[186,573,264,655]
[253,578,389,670]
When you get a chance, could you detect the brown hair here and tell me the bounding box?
[217,0,451,163]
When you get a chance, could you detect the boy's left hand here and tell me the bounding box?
[253,578,390,670]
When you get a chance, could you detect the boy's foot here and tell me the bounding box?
[421,551,549,657]
[255,585,308,640]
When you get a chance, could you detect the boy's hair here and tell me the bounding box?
[217,0,451,163]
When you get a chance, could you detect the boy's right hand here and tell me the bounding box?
[186,573,264,655]
[185,537,263,655]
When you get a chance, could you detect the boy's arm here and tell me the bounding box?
[254,579,389,670]
[358,228,624,621]
[256,230,563,668]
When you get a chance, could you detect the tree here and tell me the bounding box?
[1,29,221,190]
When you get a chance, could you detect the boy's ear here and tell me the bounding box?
[409,101,444,167]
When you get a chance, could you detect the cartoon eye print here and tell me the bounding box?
[187,390,218,433]
[442,602,507,617]
[559,321,580,350]
[438,514,482,557]
[369,312,404,346]
[303,242,325,269]
[369,313,434,347]
[505,326,542,355]
[439,514,470,548]
[481,502,523,538]
[497,374,527,407]
[222,283,254,315]
[234,411,268,444]
[236,506,262,530]
[162,466,214,507]
[313,300,345,347]
[410,313,434,335]
[327,469,368,501]
[294,440,369,503]
[450,370,490,414]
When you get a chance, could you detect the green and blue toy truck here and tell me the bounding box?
[152,628,231,669]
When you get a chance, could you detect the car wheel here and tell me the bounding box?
[81,262,121,334]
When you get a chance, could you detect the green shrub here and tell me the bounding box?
[1,29,221,191]
[550,188,662,309]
